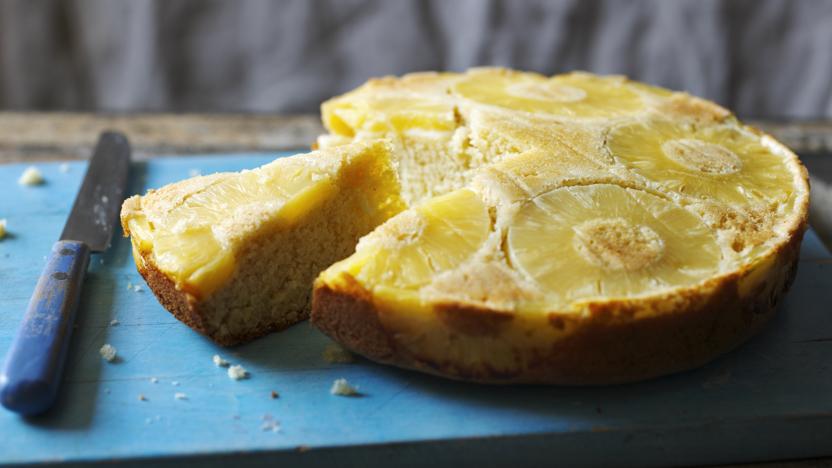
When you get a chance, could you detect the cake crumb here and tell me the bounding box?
[126,281,133,290]
[18,166,44,185]
[227,365,249,380]
[132,284,143,292]
[138,394,147,401]
[174,392,188,400]
[330,378,360,396]
[171,381,180,386]
[323,343,354,364]
[99,344,117,362]
[270,390,279,399]
[212,354,230,367]
[0,219,6,240]
[109,319,120,326]
[59,163,70,173]
[260,414,280,432]
[150,377,159,383]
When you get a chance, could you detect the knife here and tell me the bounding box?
[0,132,131,416]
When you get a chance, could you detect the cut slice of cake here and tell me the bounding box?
[121,141,404,345]
[311,68,809,384]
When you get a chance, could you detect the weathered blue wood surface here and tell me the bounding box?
[1,155,831,467]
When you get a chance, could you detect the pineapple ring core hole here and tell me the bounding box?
[572,217,665,271]
[507,82,587,103]
[661,138,742,175]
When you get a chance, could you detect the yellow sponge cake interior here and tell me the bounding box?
[121,141,404,345]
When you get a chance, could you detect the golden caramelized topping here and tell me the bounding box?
[315,68,808,313]
[323,189,490,291]
[608,118,795,205]
[454,71,646,118]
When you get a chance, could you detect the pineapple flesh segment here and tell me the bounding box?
[124,144,399,300]
[320,74,480,207]
[608,118,795,205]
[324,97,456,137]
[454,71,645,118]
[321,188,490,291]
[507,184,722,305]
[322,72,460,138]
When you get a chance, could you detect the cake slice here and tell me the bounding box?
[121,141,404,345]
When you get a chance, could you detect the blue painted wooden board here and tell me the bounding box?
[1,155,831,467]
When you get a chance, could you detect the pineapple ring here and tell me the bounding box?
[609,119,794,204]
[454,72,645,118]
[507,184,722,303]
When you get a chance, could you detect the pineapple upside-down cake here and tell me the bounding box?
[123,68,809,384]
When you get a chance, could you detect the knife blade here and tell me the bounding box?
[60,132,130,251]
[0,132,131,416]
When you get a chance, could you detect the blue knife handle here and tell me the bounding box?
[0,240,90,415]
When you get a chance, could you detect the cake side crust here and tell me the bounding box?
[135,247,302,346]
[311,223,805,385]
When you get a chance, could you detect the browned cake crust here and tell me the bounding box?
[311,226,805,385]
[135,249,302,346]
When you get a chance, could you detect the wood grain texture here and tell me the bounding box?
[0,112,324,163]
[0,113,830,164]
[0,154,831,467]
